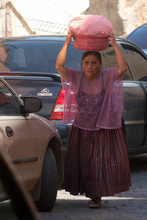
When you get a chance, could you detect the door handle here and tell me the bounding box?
[5,126,14,137]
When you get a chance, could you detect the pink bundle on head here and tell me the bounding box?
[68,15,113,51]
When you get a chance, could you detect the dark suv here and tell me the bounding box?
[0,35,147,155]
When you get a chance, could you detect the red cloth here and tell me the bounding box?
[68,15,113,51]
[69,15,113,36]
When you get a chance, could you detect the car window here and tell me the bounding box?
[122,44,147,81]
[101,47,133,81]
[5,78,60,119]
[1,41,83,73]
[0,81,20,115]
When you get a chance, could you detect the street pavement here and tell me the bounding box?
[40,154,147,220]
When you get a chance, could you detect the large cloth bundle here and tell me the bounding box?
[68,15,113,51]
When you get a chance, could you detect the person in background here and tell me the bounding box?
[56,31,131,208]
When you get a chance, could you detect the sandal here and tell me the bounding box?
[88,200,101,208]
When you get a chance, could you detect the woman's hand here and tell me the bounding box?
[108,33,128,76]
[65,31,73,46]
[108,33,117,48]
[56,31,73,78]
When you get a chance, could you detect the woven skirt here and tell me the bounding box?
[64,125,131,199]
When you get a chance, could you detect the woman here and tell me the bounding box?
[56,32,131,208]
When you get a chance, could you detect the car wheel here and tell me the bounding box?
[36,148,58,212]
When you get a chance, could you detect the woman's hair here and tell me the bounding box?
[82,51,102,63]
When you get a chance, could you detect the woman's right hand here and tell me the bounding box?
[56,31,73,78]
[65,31,73,46]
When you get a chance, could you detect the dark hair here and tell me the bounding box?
[82,51,102,63]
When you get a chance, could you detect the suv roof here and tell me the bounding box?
[0,34,144,49]
[0,34,137,43]
[0,35,67,42]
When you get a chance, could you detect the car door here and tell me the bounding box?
[123,44,147,146]
[102,43,146,149]
[0,79,40,188]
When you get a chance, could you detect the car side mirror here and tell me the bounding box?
[22,97,43,114]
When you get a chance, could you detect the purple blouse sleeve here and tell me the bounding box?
[61,67,83,124]
[96,67,124,129]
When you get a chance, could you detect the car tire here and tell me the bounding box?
[36,148,58,212]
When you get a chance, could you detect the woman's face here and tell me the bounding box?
[82,54,102,80]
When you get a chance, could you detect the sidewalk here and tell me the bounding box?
[40,154,147,220]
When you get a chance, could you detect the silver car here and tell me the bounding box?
[0,76,64,212]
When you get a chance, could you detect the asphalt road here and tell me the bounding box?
[40,154,147,220]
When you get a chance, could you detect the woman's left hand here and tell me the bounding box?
[108,33,128,76]
[108,33,117,48]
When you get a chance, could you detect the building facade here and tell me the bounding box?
[0,0,147,37]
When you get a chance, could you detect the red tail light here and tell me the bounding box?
[50,89,65,120]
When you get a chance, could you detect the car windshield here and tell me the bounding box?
[0,41,83,73]
[127,27,147,49]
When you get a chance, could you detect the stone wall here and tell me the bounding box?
[84,0,124,36]
[85,0,147,36]
[118,0,147,36]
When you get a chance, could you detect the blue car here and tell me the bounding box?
[126,23,147,54]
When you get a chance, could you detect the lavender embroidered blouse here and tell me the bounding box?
[61,67,123,130]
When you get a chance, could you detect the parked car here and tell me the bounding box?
[0,76,64,212]
[126,23,147,54]
[0,35,147,155]
[0,148,41,220]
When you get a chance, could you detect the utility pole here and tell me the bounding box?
[6,1,36,35]
[0,0,36,37]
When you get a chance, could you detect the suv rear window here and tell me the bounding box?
[102,46,132,81]
[1,41,83,73]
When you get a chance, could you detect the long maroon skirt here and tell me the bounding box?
[64,125,131,199]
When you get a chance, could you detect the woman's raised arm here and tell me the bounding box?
[108,33,128,77]
[56,31,73,78]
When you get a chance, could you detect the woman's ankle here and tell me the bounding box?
[92,196,101,203]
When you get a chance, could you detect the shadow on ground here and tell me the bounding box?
[129,154,147,173]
